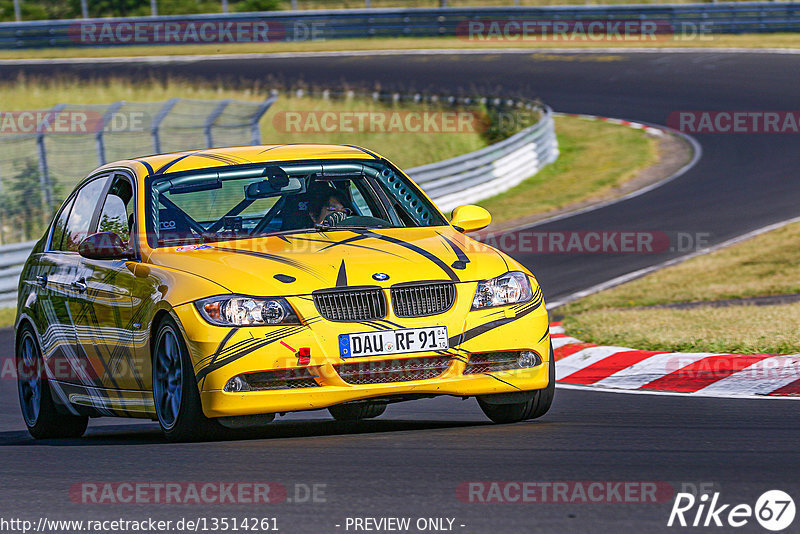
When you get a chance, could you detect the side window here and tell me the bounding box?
[61,177,108,253]
[98,175,134,243]
[349,181,375,217]
[49,196,75,251]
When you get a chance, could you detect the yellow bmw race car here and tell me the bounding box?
[15,144,554,441]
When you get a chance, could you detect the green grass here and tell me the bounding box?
[478,115,659,224]
[2,33,800,60]
[560,220,800,354]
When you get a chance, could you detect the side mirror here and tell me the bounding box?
[78,232,133,260]
[450,205,492,233]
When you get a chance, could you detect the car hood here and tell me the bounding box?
[146,227,511,295]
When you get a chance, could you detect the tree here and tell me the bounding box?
[0,160,49,243]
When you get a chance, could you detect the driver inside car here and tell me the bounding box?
[308,187,353,227]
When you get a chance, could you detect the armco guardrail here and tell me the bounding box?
[409,106,558,213]
[0,240,37,308]
[1,2,799,49]
[0,103,558,309]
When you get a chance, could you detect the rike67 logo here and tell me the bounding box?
[668,490,795,531]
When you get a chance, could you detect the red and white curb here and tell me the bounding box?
[548,323,800,398]
[552,112,665,136]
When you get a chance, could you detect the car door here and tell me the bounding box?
[71,172,147,397]
[37,175,109,398]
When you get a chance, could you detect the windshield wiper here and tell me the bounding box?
[316,225,389,231]
[313,223,375,231]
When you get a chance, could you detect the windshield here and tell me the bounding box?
[145,159,447,247]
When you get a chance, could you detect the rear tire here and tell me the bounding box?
[478,344,555,424]
[152,317,223,442]
[17,325,88,439]
[329,402,387,421]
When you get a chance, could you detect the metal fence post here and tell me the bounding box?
[36,104,65,214]
[13,0,21,21]
[250,95,279,145]
[151,98,179,154]
[204,100,231,148]
[96,101,124,166]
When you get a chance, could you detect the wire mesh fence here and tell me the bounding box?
[0,96,277,244]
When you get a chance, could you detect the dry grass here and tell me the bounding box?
[564,303,800,354]
[0,307,15,329]
[478,115,658,223]
[561,220,800,314]
[1,34,799,60]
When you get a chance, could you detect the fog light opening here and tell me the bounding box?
[224,375,251,393]
[517,350,541,368]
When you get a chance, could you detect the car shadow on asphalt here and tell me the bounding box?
[0,418,492,446]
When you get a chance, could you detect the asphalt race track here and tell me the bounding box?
[1,51,799,533]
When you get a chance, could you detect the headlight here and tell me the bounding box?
[472,271,533,309]
[195,295,300,326]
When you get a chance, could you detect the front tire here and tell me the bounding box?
[477,344,555,424]
[17,325,88,439]
[152,317,222,442]
[329,402,387,421]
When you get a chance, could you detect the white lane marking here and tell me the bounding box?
[592,352,715,390]
[693,355,800,396]
[556,382,800,400]
[2,47,800,66]
[555,346,631,381]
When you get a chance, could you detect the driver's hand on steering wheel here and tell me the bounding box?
[321,210,349,227]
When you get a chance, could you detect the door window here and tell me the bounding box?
[49,196,75,251]
[60,177,108,252]
[97,175,135,244]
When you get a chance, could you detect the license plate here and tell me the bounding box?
[339,326,449,359]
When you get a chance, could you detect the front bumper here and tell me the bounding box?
[174,282,551,418]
